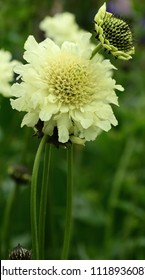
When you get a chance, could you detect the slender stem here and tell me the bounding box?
[90,42,102,59]
[31,135,47,260]
[47,184,56,259]
[1,184,18,259]
[104,138,136,258]
[61,144,73,260]
[38,143,52,259]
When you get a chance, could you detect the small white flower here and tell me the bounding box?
[39,12,89,46]
[11,34,123,145]
[0,50,17,97]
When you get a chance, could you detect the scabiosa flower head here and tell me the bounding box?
[0,50,17,97]
[94,2,135,60]
[10,33,123,145]
[39,12,88,46]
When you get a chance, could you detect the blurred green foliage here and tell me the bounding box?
[0,0,145,260]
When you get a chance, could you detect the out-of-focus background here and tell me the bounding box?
[0,0,145,260]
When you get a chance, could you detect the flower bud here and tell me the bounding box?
[9,244,31,260]
[94,2,135,60]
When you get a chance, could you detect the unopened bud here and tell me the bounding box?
[94,2,135,60]
[9,244,31,260]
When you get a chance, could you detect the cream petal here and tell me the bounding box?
[115,84,124,91]
[72,110,93,129]
[56,113,72,143]
[61,41,79,55]
[40,37,60,52]
[58,126,69,143]
[21,112,39,127]
[43,119,56,136]
[10,97,26,111]
[96,119,112,131]
[95,103,115,119]
[24,36,59,68]
[39,103,59,121]
[84,126,100,141]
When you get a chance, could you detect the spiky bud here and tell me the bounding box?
[9,244,31,260]
[94,2,135,60]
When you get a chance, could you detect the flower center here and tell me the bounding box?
[102,14,133,52]
[45,54,94,108]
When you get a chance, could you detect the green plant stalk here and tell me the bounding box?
[90,43,102,59]
[61,145,73,260]
[31,135,47,260]
[104,138,136,258]
[47,185,56,259]
[1,184,18,259]
[38,143,52,259]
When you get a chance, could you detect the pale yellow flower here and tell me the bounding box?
[94,2,135,60]
[11,34,123,145]
[0,50,17,97]
[39,12,89,46]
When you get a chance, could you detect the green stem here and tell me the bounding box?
[38,143,52,259]
[1,184,18,259]
[61,145,73,260]
[104,138,136,258]
[90,43,102,59]
[31,135,47,260]
[47,184,56,259]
